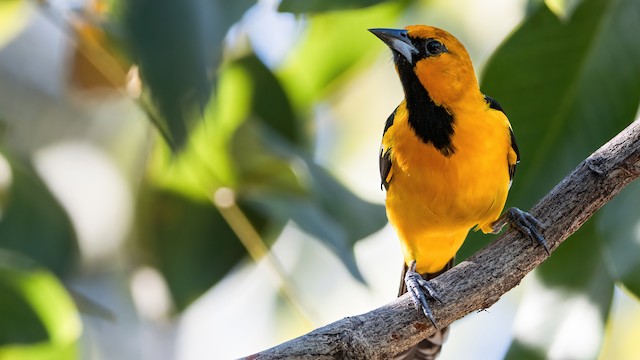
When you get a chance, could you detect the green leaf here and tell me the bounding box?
[504,222,614,360]
[122,0,255,149]
[597,180,640,298]
[235,55,305,146]
[145,58,256,197]
[0,156,78,277]
[480,1,639,356]
[482,0,640,210]
[234,122,387,282]
[278,0,392,14]
[0,250,81,360]
[137,186,282,310]
[279,2,405,108]
[143,45,387,295]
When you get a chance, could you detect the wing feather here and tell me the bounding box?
[380,107,397,190]
[484,95,519,184]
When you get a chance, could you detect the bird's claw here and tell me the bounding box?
[405,260,442,326]
[504,207,550,255]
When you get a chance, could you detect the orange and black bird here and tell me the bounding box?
[369,25,548,359]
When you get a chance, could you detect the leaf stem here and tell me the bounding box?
[212,187,315,330]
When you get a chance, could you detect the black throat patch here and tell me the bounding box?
[394,52,455,156]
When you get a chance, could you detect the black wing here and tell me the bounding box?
[508,127,520,181]
[484,95,520,182]
[380,108,397,190]
[380,148,392,190]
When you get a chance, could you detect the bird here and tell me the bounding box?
[368,25,549,359]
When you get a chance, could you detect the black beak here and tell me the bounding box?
[369,28,418,64]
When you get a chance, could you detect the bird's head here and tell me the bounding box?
[369,25,479,106]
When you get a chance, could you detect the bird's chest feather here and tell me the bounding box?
[387,111,510,229]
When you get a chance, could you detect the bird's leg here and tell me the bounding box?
[492,207,550,255]
[404,260,443,327]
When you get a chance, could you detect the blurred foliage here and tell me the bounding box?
[0,250,81,360]
[0,0,29,48]
[0,0,639,358]
[132,0,402,309]
[122,0,256,149]
[279,0,393,14]
[138,187,274,310]
[140,48,388,305]
[476,0,640,357]
[0,155,78,277]
[279,1,404,107]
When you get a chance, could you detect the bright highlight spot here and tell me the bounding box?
[33,141,132,263]
[130,266,172,320]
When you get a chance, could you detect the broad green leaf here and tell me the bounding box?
[244,193,362,279]
[232,121,305,196]
[235,55,305,146]
[479,0,639,356]
[145,48,387,293]
[504,222,614,360]
[234,122,387,282]
[0,155,78,277]
[279,0,392,14]
[147,53,302,200]
[139,57,293,308]
[482,0,640,210]
[137,186,281,310]
[279,2,405,109]
[0,250,81,360]
[122,0,255,149]
[597,180,640,298]
[146,58,256,197]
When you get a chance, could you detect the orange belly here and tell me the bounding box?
[385,107,512,274]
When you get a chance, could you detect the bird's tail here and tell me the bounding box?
[394,258,454,360]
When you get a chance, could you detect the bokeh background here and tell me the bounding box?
[1,0,639,359]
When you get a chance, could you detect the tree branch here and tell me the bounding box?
[245,118,640,360]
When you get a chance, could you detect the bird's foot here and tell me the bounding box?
[404,260,443,327]
[492,207,549,255]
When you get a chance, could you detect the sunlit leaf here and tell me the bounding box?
[279,2,405,108]
[144,41,388,295]
[0,155,78,277]
[544,0,584,19]
[0,0,29,49]
[597,181,640,298]
[279,0,392,14]
[122,0,255,149]
[0,250,81,360]
[145,59,256,197]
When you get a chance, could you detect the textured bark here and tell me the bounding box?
[245,118,640,360]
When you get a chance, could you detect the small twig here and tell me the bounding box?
[245,118,640,359]
[212,188,316,330]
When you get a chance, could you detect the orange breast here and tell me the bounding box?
[384,102,512,274]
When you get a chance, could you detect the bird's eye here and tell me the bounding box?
[426,40,445,55]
